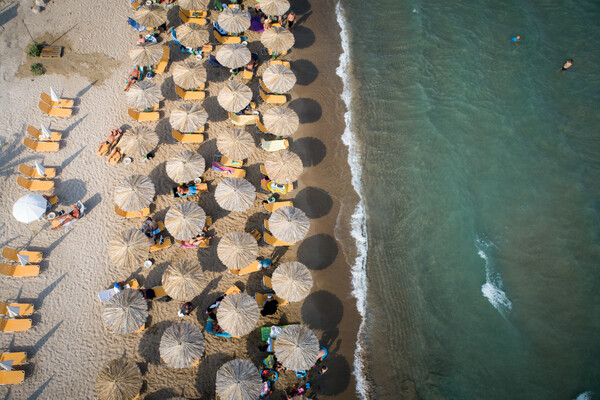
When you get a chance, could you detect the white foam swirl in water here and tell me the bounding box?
[574,392,594,400]
[335,2,370,399]
[475,235,512,316]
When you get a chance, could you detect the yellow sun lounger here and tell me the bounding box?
[114,205,150,219]
[150,222,172,252]
[0,302,34,316]
[152,285,168,299]
[263,219,270,231]
[225,285,241,296]
[0,370,25,385]
[255,292,288,307]
[262,275,272,289]
[255,116,270,133]
[242,68,254,82]
[128,108,159,122]
[270,60,291,68]
[212,162,246,178]
[38,101,72,118]
[214,154,243,168]
[26,126,62,141]
[259,87,287,104]
[18,164,56,179]
[2,248,43,263]
[0,264,40,277]
[260,179,293,195]
[172,130,205,143]
[263,231,295,246]
[180,9,207,18]
[0,319,32,332]
[214,30,241,44]
[0,352,27,366]
[228,260,260,276]
[40,93,73,108]
[23,137,59,152]
[263,201,293,213]
[175,85,206,100]
[155,46,170,73]
[260,139,289,152]
[228,112,257,126]
[179,10,207,25]
[16,176,54,192]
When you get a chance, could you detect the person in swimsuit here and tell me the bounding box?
[286,11,295,29]
[510,35,520,43]
[51,203,82,230]
[176,184,197,196]
[124,66,142,91]
[561,59,573,71]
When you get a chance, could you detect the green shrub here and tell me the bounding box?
[27,43,42,57]
[30,63,44,76]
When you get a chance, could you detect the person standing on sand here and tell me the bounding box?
[286,11,295,29]
[561,59,573,71]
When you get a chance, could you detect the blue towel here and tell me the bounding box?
[209,55,226,68]
[213,21,228,35]
[127,17,146,32]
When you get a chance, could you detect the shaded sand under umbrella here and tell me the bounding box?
[126,80,163,110]
[260,0,290,16]
[159,323,206,368]
[274,325,319,371]
[261,26,295,53]
[134,5,167,28]
[170,103,208,132]
[215,178,256,212]
[108,229,150,269]
[95,359,142,400]
[263,64,296,93]
[162,260,206,301]
[103,289,148,334]
[179,0,208,10]
[217,293,260,337]
[217,231,259,270]
[166,150,205,183]
[263,106,299,137]
[129,43,164,67]
[165,202,206,240]
[268,206,309,244]
[216,128,255,161]
[114,175,155,212]
[271,261,313,302]
[217,81,252,112]
[218,8,251,34]
[264,150,303,184]
[215,359,262,400]
[175,23,209,48]
[119,126,159,157]
[216,43,251,69]
[172,60,207,90]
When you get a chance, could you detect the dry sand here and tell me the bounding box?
[0,0,359,398]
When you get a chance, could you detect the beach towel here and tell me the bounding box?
[212,161,236,175]
[145,34,157,43]
[206,318,231,338]
[127,17,146,31]
[250,16,265,32]
[212,21,228,36]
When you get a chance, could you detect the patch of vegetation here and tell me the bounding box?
[30,63,44,76]
[27,43,43,57]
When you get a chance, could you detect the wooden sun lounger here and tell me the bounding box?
[262,276,272,289]
[255,292,288,307]
[18,164,56,179]
[152,285,168,299]
[128,108,159,122]
[214,30,241,44]
[228,260,260,276]
[2,248,43,263]
[260,179,293,195]
[263,231,294,247]
[155,46,170,74]
[16,176,54,192]
[263,201,293,213]
[212,162,246,178]
[175,85,206,100]
[38,101,72,117]
[114,205,150,219]
[260,139,289,152]
[181,9,207,18]
[270,60,291,68]
[0,264,40,277]
[0,352,27,366]
[172,130,205,143]
[26,126,62,141]
[259,87,287,104]
[228,112,257,126]
[179,10,207,25]
[0,370,25,385]
[0,302,34,316]
[0,319,32,332]
[23,137,59,152]
[40,93,73,108]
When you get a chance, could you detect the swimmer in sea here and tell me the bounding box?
[510,35,520,43]
[560,59,573,71]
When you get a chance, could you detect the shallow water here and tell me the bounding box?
[339,0,600,398]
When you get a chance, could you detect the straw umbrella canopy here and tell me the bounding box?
[260,0,290,16]
[216,294,260,337]
[274,325,319,371]
[216,128,255,161]
[108,229,150,269]
[103,289,148,334]
[217,81,252,112]
[162,260,206,301]
[264,150,303,184]
[95,359,142,400]
[119,126,159,157]
[215,359,262,400]
[217,231,259,270]
[169,103,208,132]
[126,80,163,110]
[134,5,167,28]
[166,150,205,183]
[215,178,256,212]
[218,8,251,34]
[178,0,208,10]
[129,43,164,66]
[263,106,299,137]
[114,175,155,212]
[263,64,296,93]
[172,60,207,90]
[271,262,313,301]
[159,323,206,368]
[216,43,251,69]
[261,26,295,53]
[165,203,206,240]
[268,206,309,243]
[175,23,209,48]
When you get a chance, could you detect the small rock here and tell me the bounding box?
[31,5,41,13]
[35,0,45,6]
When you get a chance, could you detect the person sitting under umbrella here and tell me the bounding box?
[260,294,279,316]
[178,302,193,317]
[124,66,142,91]
[51,203,83,230]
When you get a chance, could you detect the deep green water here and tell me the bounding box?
[339,0,600,398]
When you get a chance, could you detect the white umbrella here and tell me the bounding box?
[0,360,13,371]
[40,125,52,140]
[13,194,48,223]
[50,87,60,102]
[34,161,46,177]
[6,306,21,318]
[17,254,29,266]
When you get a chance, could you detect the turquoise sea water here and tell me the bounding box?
[337,0,600,398]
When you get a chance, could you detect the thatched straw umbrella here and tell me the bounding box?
[170,103,208,133]
[218,8,251,34]
[217,231,258,270]
[159,323,206,368]
[166,150,205,183]
[217,81,252,112]
[260,0,290,16]
[261,26,295,53]
[178,0,208,9]
[95,359,142,400]
[263,106,299,137]
[103,289,148,334]
[216,294,260,337]
[264,150,303,184]
[271,262,313,301]
[268,206,309,244]
[108,229,150,269]
[216,128,255,161]
[216,43,251,69]
[214,178,256,212]
[129,43,164,67]
[114,175,155,212]
[172,60,207,90]
[215,359,262,400]
[263,64,296,93]
[162,260,206,301]
[165,203,206,240]
[134,5,167,27]
[273,325,319,371]
[119,126,159,157]
[175,23,209,48]
[126,80,163,109]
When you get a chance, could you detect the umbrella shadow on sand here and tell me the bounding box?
[289,137,326,167]
[297,234,338,270]
[160,76,179,101]
[291,59,318,86]
[292,186,332,218]
[288,98,322,124]
[54,178,87,205]
[138,320,172,365]
[301,290,343,332]
[292,26,316,49]
[144,388,178,400]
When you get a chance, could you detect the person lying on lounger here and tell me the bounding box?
[51,203,82,230]
[177,184,197,196]
[179,233,212,248]
[124,66,142,91]
[108,146,122,164]
[96,128,123,156]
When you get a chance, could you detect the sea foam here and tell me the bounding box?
[335,2,370,399]
[574,392,594,400]
[475,235,512,317]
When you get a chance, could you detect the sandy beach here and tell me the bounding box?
[0,0,359,398]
